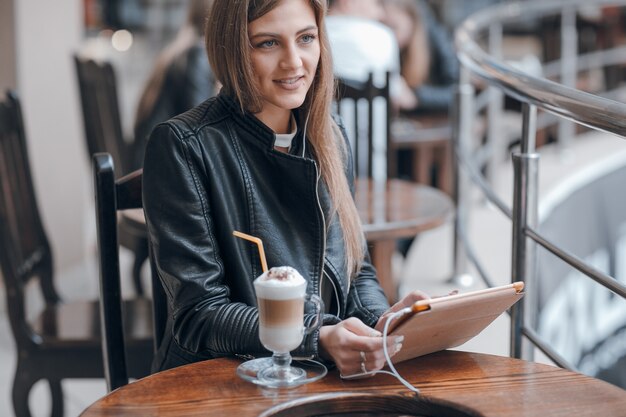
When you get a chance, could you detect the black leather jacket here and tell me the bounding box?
[143,93,390,372]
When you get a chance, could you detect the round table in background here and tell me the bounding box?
[356,178,454,303]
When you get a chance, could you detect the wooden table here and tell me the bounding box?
[356,178,454,303]
[80,350,626,416]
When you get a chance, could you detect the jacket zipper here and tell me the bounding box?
[304,116,328,308]
[314,162,326,300]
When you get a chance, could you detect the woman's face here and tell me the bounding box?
[383,4,413,49]
[248,0,320,132]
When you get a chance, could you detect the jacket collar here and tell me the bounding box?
[216,93,308,157]
[217,93,273,147]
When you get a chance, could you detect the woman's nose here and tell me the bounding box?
[280,43,303,69]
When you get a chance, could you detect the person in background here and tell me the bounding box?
[382,0,459,113]
[142,0,428,376]
[382,0,459,257]
[325,0,398,87]
[326,0,416,108]
[132,0,217,169]
[326,0,416,181]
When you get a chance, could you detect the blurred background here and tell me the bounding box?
[1,0,625,415]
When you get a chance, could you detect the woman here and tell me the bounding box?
[133,0,217,170]
[143,0,426,376]
[383,0,459,113]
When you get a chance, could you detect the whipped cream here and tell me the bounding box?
[256,266,305,287]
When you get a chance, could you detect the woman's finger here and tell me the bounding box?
[320,318,404,376]
[384,290,431,315]
[433,289,459,299]
[360,335,404,369]
[341,317,382,337]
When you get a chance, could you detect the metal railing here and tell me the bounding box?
[453,0,626,369]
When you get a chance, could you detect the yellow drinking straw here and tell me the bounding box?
[233,231,268,273]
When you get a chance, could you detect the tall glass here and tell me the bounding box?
[237,266,325,388]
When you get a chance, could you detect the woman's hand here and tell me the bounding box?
[374,290,430,333]
[318,317,403,376]
[393,76,419,110]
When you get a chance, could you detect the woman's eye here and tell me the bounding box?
[257,39,277,48]
[300,34,316,44]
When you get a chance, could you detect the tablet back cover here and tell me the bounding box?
[390,283,524,363]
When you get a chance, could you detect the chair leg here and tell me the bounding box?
[132,243,149,296]
[49,379,64,417]
[41,257,62,304]
[12,364,36,417]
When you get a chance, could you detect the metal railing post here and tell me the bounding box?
[451,68,475,287]
[511,143,539,359]
[521,103,539,361]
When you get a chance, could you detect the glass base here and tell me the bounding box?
[237,357,327,388]
[258,361,306,385]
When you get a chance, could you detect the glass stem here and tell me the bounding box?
[272,352,292,376]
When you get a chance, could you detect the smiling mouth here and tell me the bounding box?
[275,76,304,84]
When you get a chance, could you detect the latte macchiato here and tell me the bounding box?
[254,266,306,353]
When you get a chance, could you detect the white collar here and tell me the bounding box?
[274,114,297,148]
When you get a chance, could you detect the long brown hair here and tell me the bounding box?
[385,0,430,88]
[206,0,364,278]
[135,0,214,127]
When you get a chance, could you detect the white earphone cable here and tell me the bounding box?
[340,308,420,394]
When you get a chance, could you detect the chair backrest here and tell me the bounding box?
[93,152,167,391]
[335,72,394,179]
[0,90,60,346]
[75,55,133,175]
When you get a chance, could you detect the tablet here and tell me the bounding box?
[389,282,525,363]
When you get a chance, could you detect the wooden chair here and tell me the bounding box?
[93,152,167,391]
[74,55,149,296]
[334,76,454,302]
[0,91,152,417]
[335,72,395,179]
